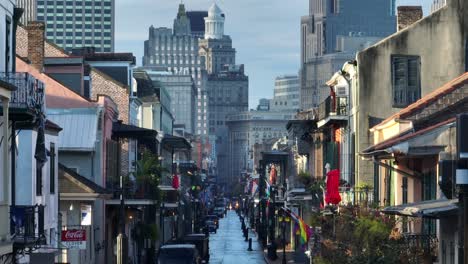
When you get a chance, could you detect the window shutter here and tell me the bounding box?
[407,57,420,104]
[392,57,407,107]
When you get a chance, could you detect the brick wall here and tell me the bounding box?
[17,25,70,60]
[90,69,131,176]
[397,6,423,31]
[26,22,45,69]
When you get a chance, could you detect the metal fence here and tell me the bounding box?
[0,72,45,111]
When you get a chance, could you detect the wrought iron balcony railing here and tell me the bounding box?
[10,205,46,247]
[106,178,160,201]
[0,72,45,113]
[318,96,348,122]
[339,186,374,207]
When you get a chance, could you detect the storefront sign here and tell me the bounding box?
[61,229,86,250]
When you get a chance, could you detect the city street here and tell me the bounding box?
[209,211,265,264]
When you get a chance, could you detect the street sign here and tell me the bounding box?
[61,229,86,250]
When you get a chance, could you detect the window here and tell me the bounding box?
[36,161,43,196]
[392,55,421,107]
[50,144,55,194]
[5,16,11,72]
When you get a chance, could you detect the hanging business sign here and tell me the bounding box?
[80,205,92,226]
[61,229,86,250]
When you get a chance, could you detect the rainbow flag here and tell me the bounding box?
[288,210,311,248]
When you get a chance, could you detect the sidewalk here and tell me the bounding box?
[263,249,297,264]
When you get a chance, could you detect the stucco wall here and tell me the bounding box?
[355,3,467,184]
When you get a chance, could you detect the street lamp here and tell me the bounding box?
[278,213,291,264]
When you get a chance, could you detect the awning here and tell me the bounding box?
[161,134,191,150]
[361,119,455,158]
[112,121,158,139]
[382,199,458,219]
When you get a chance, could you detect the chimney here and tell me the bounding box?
[397,6,423,31]
[26,21,45,70]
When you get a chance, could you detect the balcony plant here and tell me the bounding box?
[134,149,166,202]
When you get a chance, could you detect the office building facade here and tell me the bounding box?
[35,0,115,52]
[270,75,300,111]
[300,0,396,109]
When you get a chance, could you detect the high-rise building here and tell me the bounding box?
[143,3,208,135]
[206,65,248,181]
[300,0,396,109]
[34,0,115,52]
[270,75,300,111]
[142,68,197,135]
[16,0,37,25]
[186,11,208,38]
[257,98,270,111]
[199,4,249,184]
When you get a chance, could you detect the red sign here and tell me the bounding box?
[61,229,86,242]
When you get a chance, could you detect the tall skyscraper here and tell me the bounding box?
[143,3,208,135]
[34,0,115,52]
[199,4,249,184]
[300,0,396,109]
[270,75,300,111]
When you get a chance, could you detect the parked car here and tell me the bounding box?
[205,215,219,228]
[182,234,210,263]
[214,208,224,218]
[157,244,201,264]
[205,220,217,233]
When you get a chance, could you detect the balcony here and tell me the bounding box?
[339,186,374,207]
[0,72,45,120]
[317,96,348,128]
[10,205,46,249]
[106,177,160,205]
[399,233,438,263]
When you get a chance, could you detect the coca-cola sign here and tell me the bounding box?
[61,229,86,241]
[61,229,87,250]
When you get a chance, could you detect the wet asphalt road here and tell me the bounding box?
[209,210,266,264]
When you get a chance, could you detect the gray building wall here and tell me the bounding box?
[199,37,236,75]
[270,75,300,111]
[36,0,115,52]
[143,5,208,135]
[300,0,396,109]
[207,67,248,183]
[145,72,197,134]
[226,111,295,184]
[354,0,468,184]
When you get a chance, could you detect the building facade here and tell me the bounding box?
[35,0,115,52]
[300,0,396,109]
[207,65,248,184]
[143,69,197,135]
[270,75,300,111]
[226,111,295,185]
[143,4,207,135]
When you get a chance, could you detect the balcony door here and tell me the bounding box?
[422,168,437,235]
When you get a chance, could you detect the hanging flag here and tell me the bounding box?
[269,165,277,185]
[265,179,270,198]
[251,181,258,196]
[325,169,341,205]
[172,174,180,189]
[287,209,312,249]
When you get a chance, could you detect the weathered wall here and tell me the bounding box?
[355,3,466,184]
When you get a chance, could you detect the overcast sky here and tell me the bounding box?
[115,0,432,108]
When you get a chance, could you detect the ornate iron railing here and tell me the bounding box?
[0,72,45,113]
[318,96,348,121]
[10,205,46,247]
[339,186,374,207]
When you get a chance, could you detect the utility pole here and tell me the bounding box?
[456,114,468,264]
[117,146,127,264]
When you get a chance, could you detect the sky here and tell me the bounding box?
[115,0,433,108]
